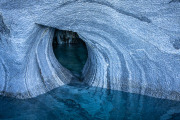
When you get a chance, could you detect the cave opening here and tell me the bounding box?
[52,29,88,80]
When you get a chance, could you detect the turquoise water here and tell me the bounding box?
[0,83,180,120]
[53,43,88,78]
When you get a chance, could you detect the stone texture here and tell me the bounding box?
[0,0,180,100]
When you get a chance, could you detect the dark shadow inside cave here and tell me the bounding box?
[52,29,88,80]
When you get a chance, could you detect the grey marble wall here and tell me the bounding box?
[0,0,180,100]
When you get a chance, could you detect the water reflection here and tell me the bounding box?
[0,83,180,120]
[53,30,88,78]
[53,43,88,78]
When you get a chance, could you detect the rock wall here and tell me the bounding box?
[0,0,180,100]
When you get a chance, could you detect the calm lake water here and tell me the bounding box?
[0,83,180,120]
[53,43,88,78]
[0,44,179,120]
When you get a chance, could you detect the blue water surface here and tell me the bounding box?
[0,83,180,120]
[53,43,88,77]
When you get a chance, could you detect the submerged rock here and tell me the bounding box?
[0,0,180,100]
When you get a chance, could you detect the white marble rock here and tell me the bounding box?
[0,0,180,100]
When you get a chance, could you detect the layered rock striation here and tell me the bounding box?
[0,0,180,100]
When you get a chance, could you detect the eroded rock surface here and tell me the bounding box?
[0,0,180,100]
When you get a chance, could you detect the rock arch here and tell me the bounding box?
[0,1,180,100]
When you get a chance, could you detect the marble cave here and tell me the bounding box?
[0,0,180,119]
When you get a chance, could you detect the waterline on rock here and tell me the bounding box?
[0,84,180,120]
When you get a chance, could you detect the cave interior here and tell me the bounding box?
[52,29,88,80]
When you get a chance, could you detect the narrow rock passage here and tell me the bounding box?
[53,30,88,79]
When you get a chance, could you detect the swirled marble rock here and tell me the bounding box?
[0,0,180,100]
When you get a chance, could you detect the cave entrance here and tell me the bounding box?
[52,29,88,80]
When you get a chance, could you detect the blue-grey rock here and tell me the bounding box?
[0,0,180,100]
